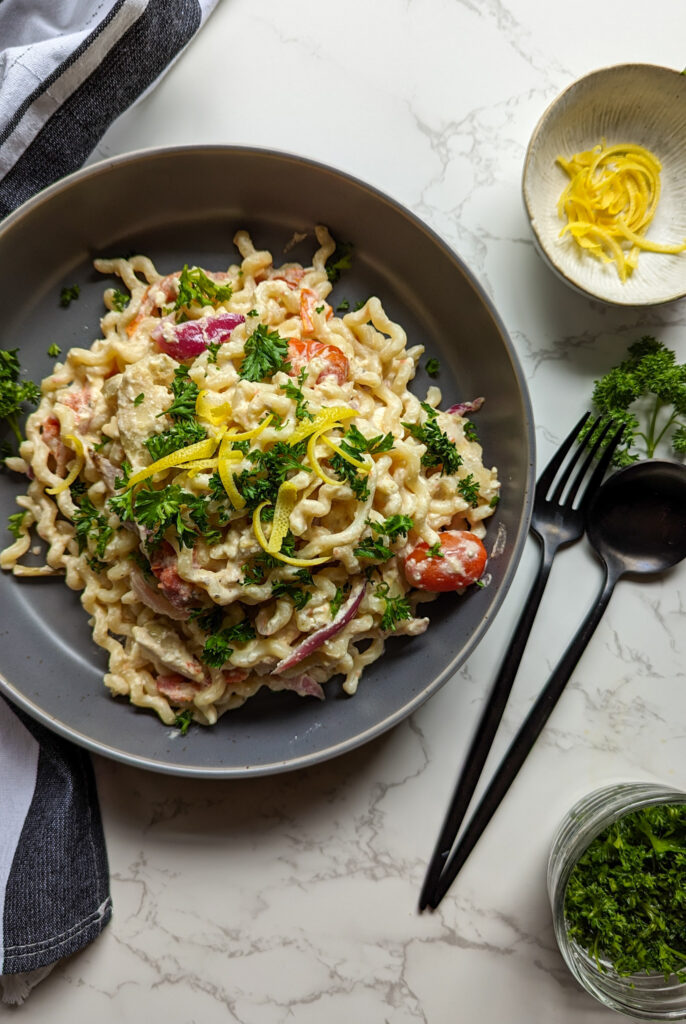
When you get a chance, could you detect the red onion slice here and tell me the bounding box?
[130,568,191,621]
[273,582,366,675]
[274,673,325,700]
[447,397,485,417]
[152,312,245,360]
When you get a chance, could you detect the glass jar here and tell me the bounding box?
[548,783,686,1020]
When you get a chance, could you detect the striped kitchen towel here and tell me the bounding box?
[0,0,218,1003]
[0,698,111,1005]
[0,0,218,218]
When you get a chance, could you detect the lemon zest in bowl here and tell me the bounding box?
[556,141,686,281]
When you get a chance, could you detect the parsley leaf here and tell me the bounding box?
[325,241,354,283]
[0,348,41,447]
[375,581,412,632]
[59,284,80,307]
[134,393,145,406]
[238,324,290,382]
[174,265,232,318]
[162,364,199,422]
[402,404,462,475]
[457,473,480,507]
[133,484,214,548]
[200,618,257,668]
[71,488,113,558]
[367,514,413,540]
[7,510,27,539]
[144,421,207,462]
[48,344,61,358]
[111,289,130,312]
[425,357,441,378]
[271,568,314,610]
[329,583,351,618]
[354,538,394,562]
[174,709,194,734]
[280,367,313,422]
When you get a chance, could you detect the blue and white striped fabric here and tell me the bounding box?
[0,0,218,1003]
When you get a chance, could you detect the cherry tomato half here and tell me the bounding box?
[403,530,487,592]
[287,338,349,385]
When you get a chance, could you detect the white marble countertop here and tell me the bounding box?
[16,2,686,1020]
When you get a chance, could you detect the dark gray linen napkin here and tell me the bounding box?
[0,0,218,1003]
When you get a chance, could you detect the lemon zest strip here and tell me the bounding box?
[267,482,299,553]
[195,389,232,426]
[252,502,329,567]
[126,432,224,489]
[287,406,356,447]
[46,434,85,495]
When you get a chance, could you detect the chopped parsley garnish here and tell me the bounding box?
[426,542,444,558]
[241,532,299,584]
[162,364,199,422]
[174,709,193,735]
[206,341,221,364]
[247,309,259,318]
[111,289,130,312]
[463,421,479,443]
[355,514,413,562]
[425,358,441,378]
[336,298,350,313]
[325,241,353,283]
[133,484,215,548]
[402,403,462,475]
[0,348,41,447]
[330,583,351,618]
[7,510,27,539]
[354,538,394,562]
[280,367,313,422]
[238,323,290,382]
[144,421,207,462]
[59,284,80,307]
[581,336,686,466]
[47,344,62,358]
[353,298,367,312]
[233,441,310,510]
[134,393,145,406]
[200,619,256,669]
[564,802,686,980]
[271,569,314,610]
[71,486,113,558]
[375,581,412,632]
[457,473,480,507]
[329,424,395,500]
[489,494,500,508]
[367,514,413,540]
[174,265,232,318]
[315,305,324,314]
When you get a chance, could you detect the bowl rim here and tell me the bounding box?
[522,62,686,307]
[0,142,536,776]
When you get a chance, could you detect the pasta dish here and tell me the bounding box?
[1,226,500,729]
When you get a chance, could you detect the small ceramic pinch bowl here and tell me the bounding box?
[523,64,686,306]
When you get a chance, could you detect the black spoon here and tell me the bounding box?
[425,459,686,909]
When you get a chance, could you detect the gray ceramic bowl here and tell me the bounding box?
[523,64,686,306]
[0,146,534,776]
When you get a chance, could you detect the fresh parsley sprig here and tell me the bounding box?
[0,349,41,449]
[200,619,256,669]
[582,336,686,466]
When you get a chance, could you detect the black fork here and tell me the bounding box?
[419,412,624,911]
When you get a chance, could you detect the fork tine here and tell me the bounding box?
[576,422,625,513]
[549,415,606,504]
[536,411,592,496]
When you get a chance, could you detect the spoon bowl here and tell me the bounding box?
[587,460,686,576]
